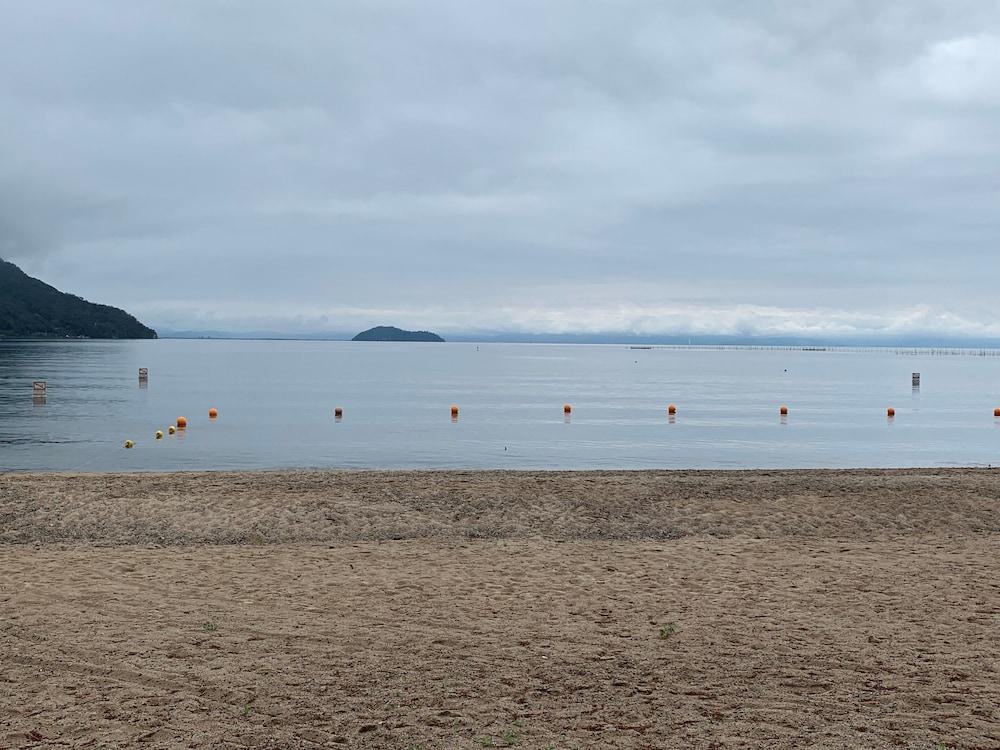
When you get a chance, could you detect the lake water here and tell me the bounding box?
[2,339,1000,472]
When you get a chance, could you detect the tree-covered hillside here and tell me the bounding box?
[352,326,444,342]
[0,259,157,339]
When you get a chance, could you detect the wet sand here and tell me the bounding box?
[1,469,999,749]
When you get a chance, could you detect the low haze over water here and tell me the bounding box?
[2,339,1000,472]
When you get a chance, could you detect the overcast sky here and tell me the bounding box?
[3,1,1000,337]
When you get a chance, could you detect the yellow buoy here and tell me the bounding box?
[208,408,218,419]
[168,425,176,435]
[155,430,163,440]
[124,440,134,449]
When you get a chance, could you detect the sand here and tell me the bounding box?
[1,469,998,749]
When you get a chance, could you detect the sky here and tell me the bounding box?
[3,1,1000,339]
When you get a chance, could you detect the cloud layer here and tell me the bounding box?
[3,2,1000,337]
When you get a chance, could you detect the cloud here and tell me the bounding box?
[903,34,1000,103]
[2,1,999,337]
[140,299,1000,341]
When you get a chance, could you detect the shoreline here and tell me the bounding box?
[6,464,1000,471]
[4,464,999,480]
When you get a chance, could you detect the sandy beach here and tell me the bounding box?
[1,469,998,749]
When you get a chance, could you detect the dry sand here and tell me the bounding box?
[1,469,998,749]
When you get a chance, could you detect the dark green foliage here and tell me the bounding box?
[0,258,157,339]
[352,325,444,342]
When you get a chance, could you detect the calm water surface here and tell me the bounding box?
[2,339,1000,471]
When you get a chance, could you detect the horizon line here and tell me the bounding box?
[150,330,1000,349]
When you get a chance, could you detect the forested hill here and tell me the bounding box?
[352,326,445,342]
[0,259,157,339]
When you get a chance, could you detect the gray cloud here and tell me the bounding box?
[3,1,1000,337]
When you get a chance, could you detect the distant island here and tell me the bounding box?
[352,325,445,342]
[0,258,157,339]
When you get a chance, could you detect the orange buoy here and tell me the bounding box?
[887,407,895,418]
[334,407,343,418]
[779,405,788,416]
[176,416,187,429]
[994,408,1000,418]
[563,404,572,414]
[208,407,218,419]
[667,404,677,415]
[450,405,459,416]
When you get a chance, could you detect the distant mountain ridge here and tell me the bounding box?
[0,259,157,339]
[156,327,1000,348]
[352,325,445,342]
